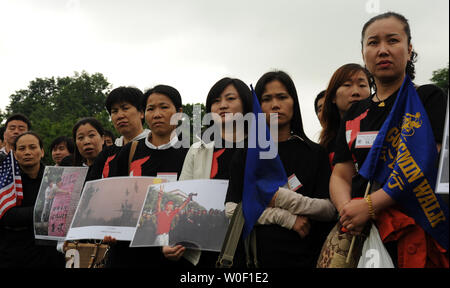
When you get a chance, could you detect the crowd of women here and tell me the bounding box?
[0,11,448,268]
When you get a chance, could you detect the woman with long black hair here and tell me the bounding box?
[319,63,372,168]
[177,77,253,266]
[225,71,336,268]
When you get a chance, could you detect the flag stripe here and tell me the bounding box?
[0,152,23,220]
[0,192,17,218]
[0,183,15,203]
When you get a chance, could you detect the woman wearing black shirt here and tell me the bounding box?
[319,63,372,169]
[0,132,64,267]
[331,12,448,267]
[87,87,149,181]
[70,117,105,171]
[178,77,253,266]
[226,71,336,268]
[105,85,188,268]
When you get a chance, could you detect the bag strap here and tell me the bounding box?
[128,141,138,175]
[87,244,100,268]
[216,202,245,268]
[244,230,259,268]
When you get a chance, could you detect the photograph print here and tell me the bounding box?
[436,100,449,194]
[66,176,166,241]
[33,166,89,241]
[131,179,229,252]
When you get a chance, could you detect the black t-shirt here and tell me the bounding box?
[196,140,244,267]
[86,144,122,181]
[211,148,233,180]
[0,164,45,230]
[59,155,74,167]
[210,139,244,180]
[0,164,65,268]
[226,136,332,268]
[325,136,338,170]
[105,137,188,268]
[333,84,447,198]
[112,138,187,178]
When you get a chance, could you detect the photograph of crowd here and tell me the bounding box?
[131,179,229,251]
[66,177,165,241]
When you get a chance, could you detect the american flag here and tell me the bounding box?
[0,152,23,219]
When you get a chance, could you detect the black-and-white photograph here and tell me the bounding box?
[131,179,229,252]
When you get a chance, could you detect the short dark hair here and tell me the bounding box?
[50,136,75,154]
[205,77,253,115]
[143,85,183,112]
[103,129,115,141]
[361,11,417,80]
[5,113,32,130]
[13,131,44,150]
[105,86,145,115]
[314,90,326,115]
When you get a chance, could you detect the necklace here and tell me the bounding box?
[374,94,385,107]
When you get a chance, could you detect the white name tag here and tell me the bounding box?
[355,131,378,148]
[157,173,178,182]
[346,129,352,145]
[288,174,302,191]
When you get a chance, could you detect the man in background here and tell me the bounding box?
[0,114,31,159]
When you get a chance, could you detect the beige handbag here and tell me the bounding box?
[316,221,368,268]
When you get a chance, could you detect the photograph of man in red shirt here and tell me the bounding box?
[153,186,195,246]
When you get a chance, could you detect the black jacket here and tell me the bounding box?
[0,163,65,268]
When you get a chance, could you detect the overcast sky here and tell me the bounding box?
[0,0,448,141]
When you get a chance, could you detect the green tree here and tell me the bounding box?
[3,71,114,164]
[181,103,205,144]
[1,70,209,164]
[430,64,449,95]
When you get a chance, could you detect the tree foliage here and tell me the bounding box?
[180,103,206,144]
[2,71,113,164]
[1,70,208,165]
[430,63,449,95]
